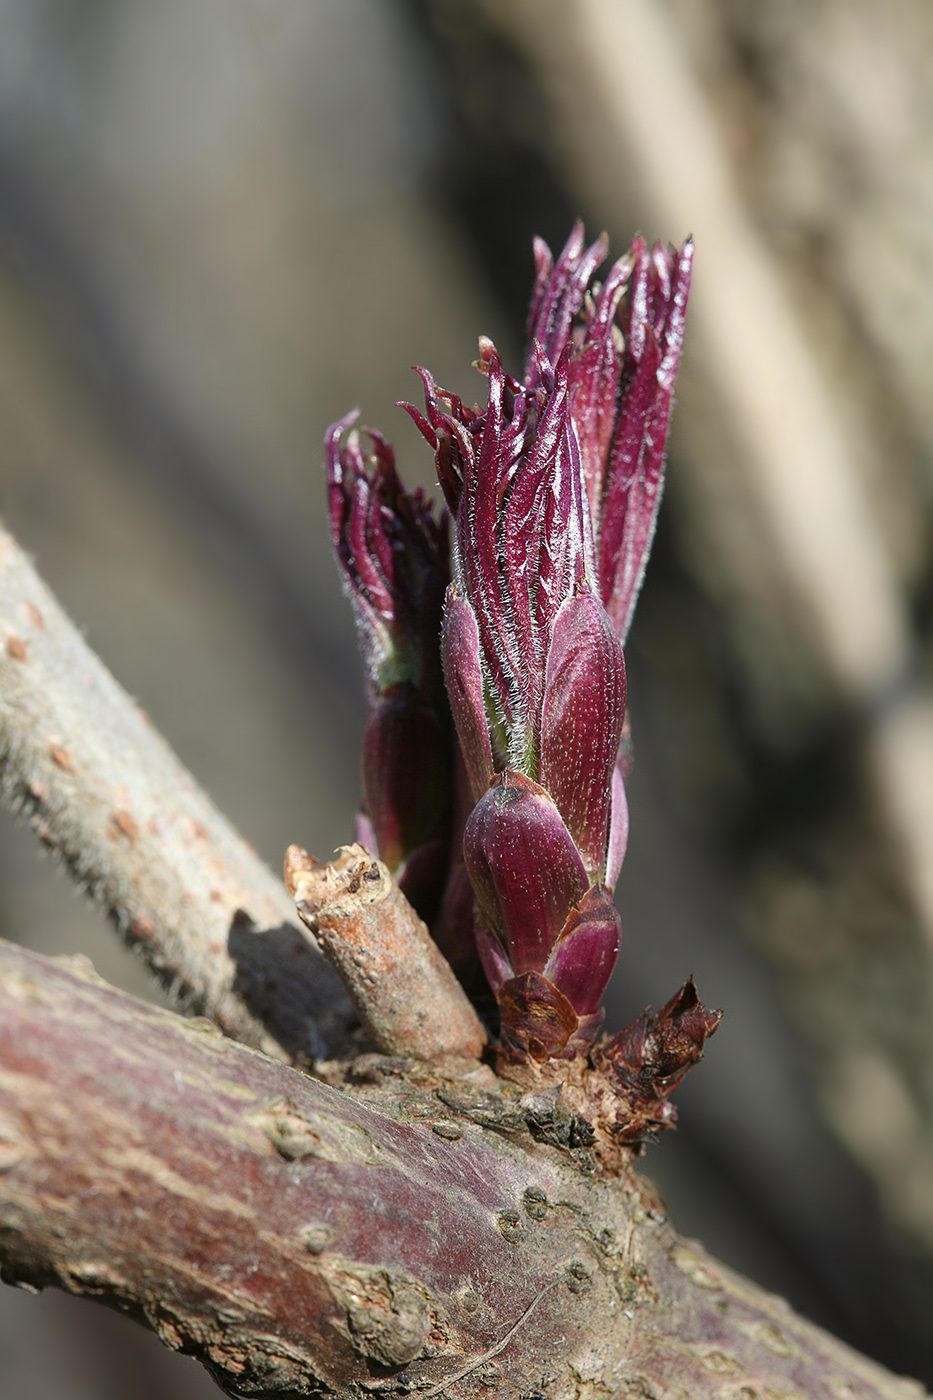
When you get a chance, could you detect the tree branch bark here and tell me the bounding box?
[0,518,352,1061]
[0,938,926,1400]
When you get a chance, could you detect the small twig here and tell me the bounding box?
[0,519,351,1060]
[286,843,487,1063]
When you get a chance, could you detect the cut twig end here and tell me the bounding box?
[285,842,487,1064]
[286,842,390,924]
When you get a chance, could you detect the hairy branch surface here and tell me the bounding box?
[0,519,351,1061]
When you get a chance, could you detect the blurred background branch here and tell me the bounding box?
[2,0,933,1393]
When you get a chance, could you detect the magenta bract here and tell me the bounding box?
[464,771,589,976]
[542,885,622,1017]
[464,771,623,1056]
[540,592,626,883]
[440,592,494,804]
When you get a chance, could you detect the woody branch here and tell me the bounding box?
[0,937,921,1400]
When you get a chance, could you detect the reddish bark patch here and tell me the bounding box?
[49,743,75,773]
[110,810,139,843]
[130,915,155,941]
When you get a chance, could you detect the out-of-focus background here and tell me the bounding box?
[2,0,933,1393]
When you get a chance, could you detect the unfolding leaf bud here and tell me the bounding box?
[325,413,452,923]
[407,320,632,1046]
[464,773,623,1058]
[527,223,693,646]
[332,220,696,1070]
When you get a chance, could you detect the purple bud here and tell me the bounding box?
[391,223,695,1062]
[463,770,588,976]
[526,230,693,645]
[409,345,591,767]
[542,884,622,1016]
[595,238,693,642]
[540,592,626,882]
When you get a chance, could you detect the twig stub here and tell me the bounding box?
[286,843,487,1064]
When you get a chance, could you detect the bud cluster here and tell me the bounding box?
[405,343,626,1059]
[322,223,718,1100]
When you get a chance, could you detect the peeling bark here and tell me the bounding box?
[0,939,926,1400]
[0,520,352,1060]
